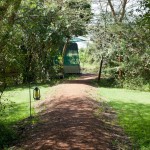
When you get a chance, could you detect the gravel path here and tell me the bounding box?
[14,74,129,150]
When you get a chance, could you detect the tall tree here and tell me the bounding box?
[0,0,92,84]
[88,0,149,89]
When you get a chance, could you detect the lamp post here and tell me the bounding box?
[29,82,32,118]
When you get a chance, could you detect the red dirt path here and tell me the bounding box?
[14,74,129,150]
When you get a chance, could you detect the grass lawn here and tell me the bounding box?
[0,84,51,148]
[99,87,150,150]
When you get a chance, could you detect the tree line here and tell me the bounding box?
[0,0,149,91]
[0,0,91,87]
[86,0,150,90]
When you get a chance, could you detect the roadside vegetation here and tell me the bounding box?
[0,0,150,149]
[81,1,150,148]
[0,0,91,148]
[80,0,150,91]
[98,86,150,150]
[0,84,51,148]
[0,75,78,148]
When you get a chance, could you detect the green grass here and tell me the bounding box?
[0,84,51,148]
[99,87,150,149]
[0,77,73,148]
[100,88,150,104]
[1,84,50,122]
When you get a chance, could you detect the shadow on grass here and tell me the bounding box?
[0,122,17,149]
[0,102,33,149]
[97,77,120,88]
[0,104,23,149]
[108,101,150,149]
[4,74,82,92]
[2,75,115,93]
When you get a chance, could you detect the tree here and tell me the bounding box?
[88,0,150,89]
[0,0,92,84]
[140,0,150,28]
[0,0,22,51]
[59,0,92,67]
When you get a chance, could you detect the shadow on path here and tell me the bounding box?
[64,74,98,86]
[14,74,130,150]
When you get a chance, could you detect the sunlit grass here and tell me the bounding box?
[99,87,150,104]
[0,84,51,148]
[1,84,50,123]
[99,87,150,149]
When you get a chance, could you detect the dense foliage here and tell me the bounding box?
[86,0,150,90]
[0,0,149,148]
[0,1,91,148]
[0,0,91,86]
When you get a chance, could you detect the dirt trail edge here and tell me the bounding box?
[14,74,130,150]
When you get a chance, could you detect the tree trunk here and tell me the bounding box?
[119,0,128,22]
[62,37,70,74]
[98,56,103,82]
[118,55,122,78]
[107,0,117,22]
[62,38,70,64]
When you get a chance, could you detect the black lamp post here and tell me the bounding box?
[29,82,32,118]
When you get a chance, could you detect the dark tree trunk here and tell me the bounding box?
[62,37,70,74]
[98,56,103,82]
[118,55,122,79]
[62,38,70,64]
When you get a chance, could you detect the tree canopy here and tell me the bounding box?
[0,0,92,85]
[86,0,150,90]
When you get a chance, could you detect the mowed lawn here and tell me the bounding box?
[0,84,51,147]
[99,87,150,150]
[1,84,51,124]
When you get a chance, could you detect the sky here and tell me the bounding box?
[77,0,142,49]
[76,36,91,49]
[91,0,141,17]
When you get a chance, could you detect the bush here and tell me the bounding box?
[0,123,17,149]
[122,77,150,91]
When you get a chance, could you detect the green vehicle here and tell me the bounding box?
[64,42,80,74]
